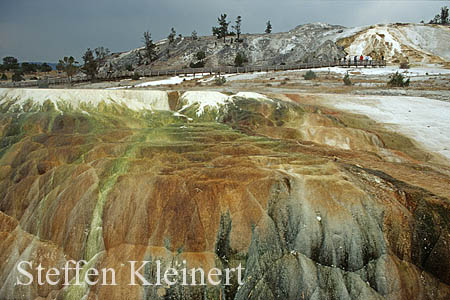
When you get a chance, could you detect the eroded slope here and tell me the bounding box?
[0,89,449,300]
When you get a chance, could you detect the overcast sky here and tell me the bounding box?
[0,0,447,62]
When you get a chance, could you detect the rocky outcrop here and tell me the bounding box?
[336,24,450,64]
[1,89,450,299]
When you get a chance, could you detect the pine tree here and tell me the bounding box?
[57,56,78,83]
[429,14,440,24]
[191,30,198,40]
[143,31,157,62]
[81,49,97,80]
[429,6,449,24]
[212,14,230,42]
[168,27,176,44]
[94,47,110,66]
[265,20,272,34]
[219,14,230,42]
[233,16,242,41]
[79,47,109,81]
[441,6,449,24]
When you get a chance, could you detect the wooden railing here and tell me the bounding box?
[0,60,386,88]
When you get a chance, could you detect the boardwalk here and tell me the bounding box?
[1,60,386,88]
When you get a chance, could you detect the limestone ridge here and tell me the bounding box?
[101,23,450,75]
[0,89,450,299]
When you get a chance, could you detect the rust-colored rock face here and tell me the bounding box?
[0,89,449,300]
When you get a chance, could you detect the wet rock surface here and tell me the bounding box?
[0,89,449,299]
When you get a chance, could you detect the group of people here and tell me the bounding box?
[336,55,385,64]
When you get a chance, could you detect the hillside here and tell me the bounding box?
[101,23,450,76]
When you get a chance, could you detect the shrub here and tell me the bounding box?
[196,51,206,61]
[388,72,410,87]
[21,62,38,74]
[131,73,140,80]
[40,63,53,73]
[0,73,7,81]
[303,70,317,80]
[234,52,248,67]
[12,71,24,82]
[215,76,226,86]
[343,73,352,86]
[126,64,134,71]
[399,62,410,69]
[189,61,205,68]
[189,51,206,68]
[38,79,49,88]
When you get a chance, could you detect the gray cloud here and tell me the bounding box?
[0,0,447,62]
